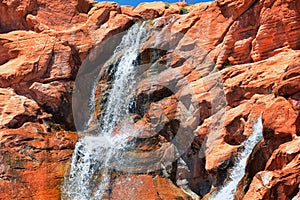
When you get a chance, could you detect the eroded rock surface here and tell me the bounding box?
[0,0,299,199]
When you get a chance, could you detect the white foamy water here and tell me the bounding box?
[209,115,263,200]
[63,22,150,200]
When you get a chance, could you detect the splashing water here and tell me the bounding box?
[63,22,150,200]
[209,115,263,200]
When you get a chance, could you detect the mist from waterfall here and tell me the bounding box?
[63,22,150,200]
[209,115,263,200]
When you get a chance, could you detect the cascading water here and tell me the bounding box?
[63,22,150,200]
[209,115,263,200]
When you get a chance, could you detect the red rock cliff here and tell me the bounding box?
[0,0,299,199]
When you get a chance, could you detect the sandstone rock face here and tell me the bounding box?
[215,0,300,69]
[0,88,39,128]
[263,97,297,138]
[0,0,299,199]
[110,174,191,200]
[250,0,300,62]
[0,0,36,32]
[0,0,93,33]
[0,123,77,200]
[134,2,166,19]
[0,31,54,87]
[243,139,300,200]
[275,62,300,97]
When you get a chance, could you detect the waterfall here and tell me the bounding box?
[63,22,150,200]
[209,115,263,200]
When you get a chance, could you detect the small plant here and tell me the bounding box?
[224,60,233,69]
[164,2,170,9]
[146,19,154,27]
[225,64,233,68]
[221,99,227,106]
[179,7,188,14]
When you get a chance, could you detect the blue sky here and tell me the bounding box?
[96,0,213,6]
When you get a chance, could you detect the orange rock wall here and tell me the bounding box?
[0,0,299,199]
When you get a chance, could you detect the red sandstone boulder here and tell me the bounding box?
[0,31,54,87]
[215,2,260,68]
[289,92,300,135]
[243,139,300,200]
[263,97,298,139]
[0,0,36,32]
[0,0,92,33]
[216,0,257,20]
[0,88,40,128]
[121,6,138,17]
[275,62,300,97]
[110,174,191,199]
[235,135,293,200]
[250,0,300,62]
[222,51,299,107]
[89,13,135,44]
[26,0,91,32]
[266,138,300,171]
[215,0,300,69]
[86,2,121,31]
[133,2,166,19]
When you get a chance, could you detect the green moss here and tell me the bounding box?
[163,96,169,101]
[164,2,170,9]
[179,7,188,14]
[96,98,101,109]
[225,64,233,68]
[46,121,61,131]
[221,99,227,106]
[146,19,154,27]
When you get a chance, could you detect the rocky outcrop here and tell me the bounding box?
[215,0,300,69]
[263,97,298,138]
[243,138,300,200]
[0,0,36,32]
[0,0,299,199]
[109,174,191,199]
[0,88,39,128]
[0,123,77,199]
[0,0,92,33]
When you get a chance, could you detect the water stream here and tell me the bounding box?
[63,22,150,200]
[63,17,264,200]
[209,115,263,200]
